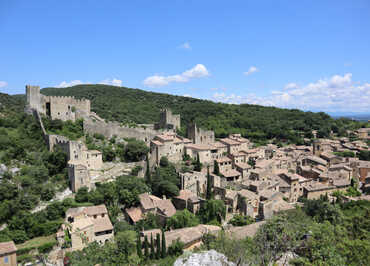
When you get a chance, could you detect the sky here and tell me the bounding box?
[1,0,370,114]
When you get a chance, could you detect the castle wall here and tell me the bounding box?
[68,163,91,193]
[84,118,160,143]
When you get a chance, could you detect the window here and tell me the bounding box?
[94,215,97,219]
[4,256,9,263]
[102,214,105,217]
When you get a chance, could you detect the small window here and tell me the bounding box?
[4,256,9,263]
[94,215,97,219]
[102,214,105,217]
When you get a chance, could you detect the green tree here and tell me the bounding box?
[150,233,155,259]
[136,234,142,258]
[166,209,199,229]
[156,233,161,259]
[228,214,254,226]
[144,235,149,259]
[206,166,212,200]
[75,187,89,203]
[213,160,220,175]
[124,139,149,162]
[194,154,202,172]
[161,230,166,258]
[199,199,226,224]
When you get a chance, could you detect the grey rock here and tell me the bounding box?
[174,250,236,266]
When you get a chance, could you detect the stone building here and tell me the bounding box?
[356,128,370,139]
[358,161,370,183]
[0,241,17,266]
[187,123,215,145]
[125,193,176,225]
[154,109,181,130]
[150,132,192,166]
[58,205,114,251]
[26,85,90,121]
[179,171,209,196]
[172,190,203,214]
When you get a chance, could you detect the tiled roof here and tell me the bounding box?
[93,216,114,233]
[219,138,240,146]
[126,207,143,223]
[226,221,266,240]
[0,241,17,255]
[156,199,176,217]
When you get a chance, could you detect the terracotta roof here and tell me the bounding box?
[126,207,143,223]
[0,241,17,255]
[185,144,213,151]
[139,193,161,210]
[237,189,259,200]
[84,205,108,216]
[235,162,251,169]
[151,140,163,146]
[305,156,327,166]
[220,169,241,178]
[156,199,176,217]
[93,216,114,233]
[174,190,196,201]
[212,141,227,148]
[71,218,94,233]
[216,157,232,163]
[219,138,240,146]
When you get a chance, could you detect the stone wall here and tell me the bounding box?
[187,123,215,145]
[84,117,160,143]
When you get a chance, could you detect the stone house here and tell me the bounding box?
[150,132,192,165]
[277,172,307,202]
[356,128,370,139]
[237,189,260,218]
[125,193,176,225]
[0,241,17,266]
[302,155,328,168]
[58,205,114,251]
[172,190,203,214]
[358,161,370,183]
[219,137,242,154]
[179,171,209,196]
[320,152,343,166]
[303,178,351,200]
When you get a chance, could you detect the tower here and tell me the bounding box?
[25,85,43,114]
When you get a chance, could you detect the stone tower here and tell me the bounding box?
[155,109,181,130]
[187,123,215,145]
[25,85,43,114]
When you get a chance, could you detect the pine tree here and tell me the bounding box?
[144,235,149,259]
[156,233,161,259]
[145,154,151,185]
[213,160,220,175]
[150,233,155,259]
[136,234,143,258]
[206,165,212,200]
[161,230,166,258]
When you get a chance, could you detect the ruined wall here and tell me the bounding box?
[155,109,180,130]
[187,123,215,145]
[84,118,160,143]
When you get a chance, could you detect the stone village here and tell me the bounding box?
[2,85,369,264]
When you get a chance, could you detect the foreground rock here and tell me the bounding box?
[174,250,236,266]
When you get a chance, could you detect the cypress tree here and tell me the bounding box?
[156,233,161,259]
[161,230,166,258]
[145,154,152,185]
[144,235,149,259]
[213,160,220,175]
[136,234,143,258]
[194,154,202,171]
[206,165,212,200]
[150,233,155,259]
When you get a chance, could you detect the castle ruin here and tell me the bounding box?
[26,85,90,121]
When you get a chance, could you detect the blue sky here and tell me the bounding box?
[1,0,369,114]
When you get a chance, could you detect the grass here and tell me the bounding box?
[16,234,56,250]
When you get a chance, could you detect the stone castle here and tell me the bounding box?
[26,85,91,121]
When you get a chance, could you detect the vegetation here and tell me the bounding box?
[201,198,370,265]
[39,84,368,144]
[228,214,255,226]
[166,209,199,230]
[151,157,180,198]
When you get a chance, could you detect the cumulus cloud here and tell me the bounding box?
[178,42,191,50]
[99,78,123,87]
[0,81,8,88]
[143,64,209,87]
[56,78,123,88]
[212,73,370,113]
[56,80,85,88]
[244,66,259,76]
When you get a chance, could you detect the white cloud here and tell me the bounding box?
[99,78,123,87]
[0,81,8,88]
[183,94,192,97]
[143,64,210,87]
[211,73,370,113]
[56,80,85,88]
[244,66,259,76]
[179,42,191,50]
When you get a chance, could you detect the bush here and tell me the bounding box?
[228,214,254,226]
[167,239,184,256]
[38,240,57,254]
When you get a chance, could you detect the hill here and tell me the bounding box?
[40,84,365,144]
